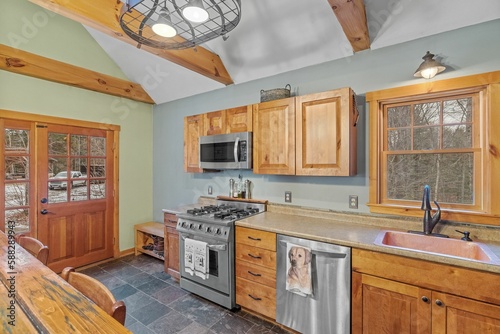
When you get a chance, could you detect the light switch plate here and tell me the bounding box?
[208,186,213,195]
[285,191,292,203]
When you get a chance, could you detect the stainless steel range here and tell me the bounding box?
[176,199,266,310]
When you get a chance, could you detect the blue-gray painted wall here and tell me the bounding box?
[152,19,500,222]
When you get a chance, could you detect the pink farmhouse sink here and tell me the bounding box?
[374,230,500,264]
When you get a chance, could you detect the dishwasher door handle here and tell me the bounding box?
[278,240,347,259]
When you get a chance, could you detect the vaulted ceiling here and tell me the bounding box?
[29,0,500,105]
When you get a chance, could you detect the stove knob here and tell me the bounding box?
[189,223,194,229]
[215,228,221,235]
[181,222,185,227]
[206,227,212,233]
[198,224,203,230]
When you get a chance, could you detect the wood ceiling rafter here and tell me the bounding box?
[0,44,154,104]
[327,0,370,52]
[28,0,234,85]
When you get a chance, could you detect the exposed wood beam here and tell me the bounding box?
[327,0,370,52]
[0,44,154,104]
[28,0,233,85]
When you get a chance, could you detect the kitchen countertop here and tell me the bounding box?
[236,205,500,275]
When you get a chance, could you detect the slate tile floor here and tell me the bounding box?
[81,254,291,334]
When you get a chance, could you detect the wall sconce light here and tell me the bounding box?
[414,51,446,79]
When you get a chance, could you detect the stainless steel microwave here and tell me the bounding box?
[199,132,252,170]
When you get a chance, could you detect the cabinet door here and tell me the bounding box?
[204,110,226,135]
[184,115,204,173]
[166,227,180,279]
[253,97,295,175]
[296,88,357,176]
[431,292,500,333]
[352,272,431,334]
[226,105,252,133]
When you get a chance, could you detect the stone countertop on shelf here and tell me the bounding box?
[236,204,500,275]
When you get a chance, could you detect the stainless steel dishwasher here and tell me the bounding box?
[276,234,351,334]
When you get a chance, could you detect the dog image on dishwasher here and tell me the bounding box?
[286,243,312,296]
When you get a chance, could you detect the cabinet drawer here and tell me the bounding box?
[164,213,178,229]
[236,277,276,320]
[236,243,276,269]
[236,260,276,288]
[236,226,276,251]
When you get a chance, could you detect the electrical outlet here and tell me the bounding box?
[285,191,292,203]
[349,195,358,209]
[208,186,213,195]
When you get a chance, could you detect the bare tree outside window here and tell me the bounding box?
[384,95,475,206]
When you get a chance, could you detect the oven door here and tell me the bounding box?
[179,232,230,294]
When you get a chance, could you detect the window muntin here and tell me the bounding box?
[381,93,479,209]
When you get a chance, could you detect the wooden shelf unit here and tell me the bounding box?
[134,222,165,261]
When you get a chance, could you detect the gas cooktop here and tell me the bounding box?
[177,200,266,225]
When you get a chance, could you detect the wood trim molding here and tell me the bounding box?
[0,44,154,104]
[327,0,370,52]
[28,0,233,85]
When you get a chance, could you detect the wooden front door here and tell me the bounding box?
[36,124,115,272]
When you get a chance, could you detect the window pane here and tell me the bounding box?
[71,135,88,156]
[387,106,411,128]
[48,133,68,155]
[90,137,106,156]
[414,126,440,150]
[443,98,472,124]
[414,102,440,126]
[5,209,30,234]
[71,158,88,176]
[90,158,106,177]
[4,129,29,152]
[49,158,68,178]
[5,183,29,207]
[443,125,472,149]
[387,153,473,204]
[90,180,106,199]
[388,129,411,151]
[5,156,29,180]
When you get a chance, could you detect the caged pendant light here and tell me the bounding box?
[120,0,241,50]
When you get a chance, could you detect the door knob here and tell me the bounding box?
[40,197,48,204]
[40,209,49,215]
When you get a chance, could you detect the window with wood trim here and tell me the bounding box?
[367,71,500,226]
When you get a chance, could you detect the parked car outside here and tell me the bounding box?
[49,171,87,190]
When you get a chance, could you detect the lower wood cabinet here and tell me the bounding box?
[164,213,180,279]
[235,226,277,319]
[352,248,500,333]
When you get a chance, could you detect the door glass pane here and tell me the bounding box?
[49,157,68,178]
[48,133,68,155]
[71,158,88,177]
[71,135,88,155]
[71,185,88,202]
[49,188,68,203]
[90,158,106,177]
[386,153,473,204]
[90,180,105,199]
[5,183,29,207]
[90,137,106,156]
[4,128,29,152]
[5,156,29,180]
[5,209,29,234]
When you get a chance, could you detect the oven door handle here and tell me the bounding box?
[181,235,227,251]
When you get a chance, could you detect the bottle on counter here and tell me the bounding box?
[229,178,235,197]
[245,179,251,199]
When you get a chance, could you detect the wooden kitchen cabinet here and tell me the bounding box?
[352,249,500,333]
[296,88,357,176]
[226,105,252,133]
[235,226,277,320]
[164,213,180,279]
[204,110,226,135]
[252,88,357,176]
[252,97,296,175]
[184,114,204,173]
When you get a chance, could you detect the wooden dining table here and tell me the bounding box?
[0,230,131,333]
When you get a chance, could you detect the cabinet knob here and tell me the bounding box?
[421,296,429,303]
[435,299,444,307]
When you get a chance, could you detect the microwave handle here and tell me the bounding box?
[234,137,240,163]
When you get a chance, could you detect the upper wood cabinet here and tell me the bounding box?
[204,110,226,135]
[296,88,357,176]
[253,87,357,176]
[226,105,252,133]
[252,97,296,175]
[184,114,204,173]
